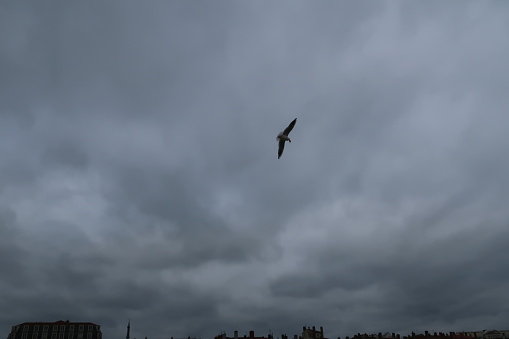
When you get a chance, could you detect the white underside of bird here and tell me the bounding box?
[277,133,291,142]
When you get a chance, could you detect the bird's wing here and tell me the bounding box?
[278,140,285,159]
[283,118,297,135]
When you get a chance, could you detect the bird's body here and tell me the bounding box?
[277,118,297,159]
[277,133,291,142]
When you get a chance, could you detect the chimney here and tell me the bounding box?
[425,332,429,337]
[392,334,396,339]
[313,327,315,333]
[250,331,255,338]
[304,328,307,334]
[320,328,323,336]
[235,332,238,339]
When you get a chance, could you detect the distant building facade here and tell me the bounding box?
[463,331,509,339]
[345,330,509,339]
[214,326,327,339]
[7,320,102,339]
[302,327,326,339]
[215,330,273,339]
[402,332,474,339]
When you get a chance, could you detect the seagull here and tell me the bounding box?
[277,118,297,159]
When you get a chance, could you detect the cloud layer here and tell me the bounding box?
[1,2,509,339]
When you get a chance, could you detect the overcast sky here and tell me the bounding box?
[1,1,509,339]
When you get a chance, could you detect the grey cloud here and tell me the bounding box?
[41,141,89,170]
[1,1,509,339]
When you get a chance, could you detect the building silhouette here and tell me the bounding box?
[7,321,102,339]
[302,327,326,339]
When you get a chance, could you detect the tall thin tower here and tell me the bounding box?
[126,319,130,339]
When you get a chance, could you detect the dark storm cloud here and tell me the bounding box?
[269,195,509,334]
[0,208,28,285]
[1,1,509,339]
[41,141,89,170]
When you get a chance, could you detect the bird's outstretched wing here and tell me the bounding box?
[283,118,297,135]
[278,140,285,159]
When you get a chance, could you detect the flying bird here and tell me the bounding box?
[277,118,297,159]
